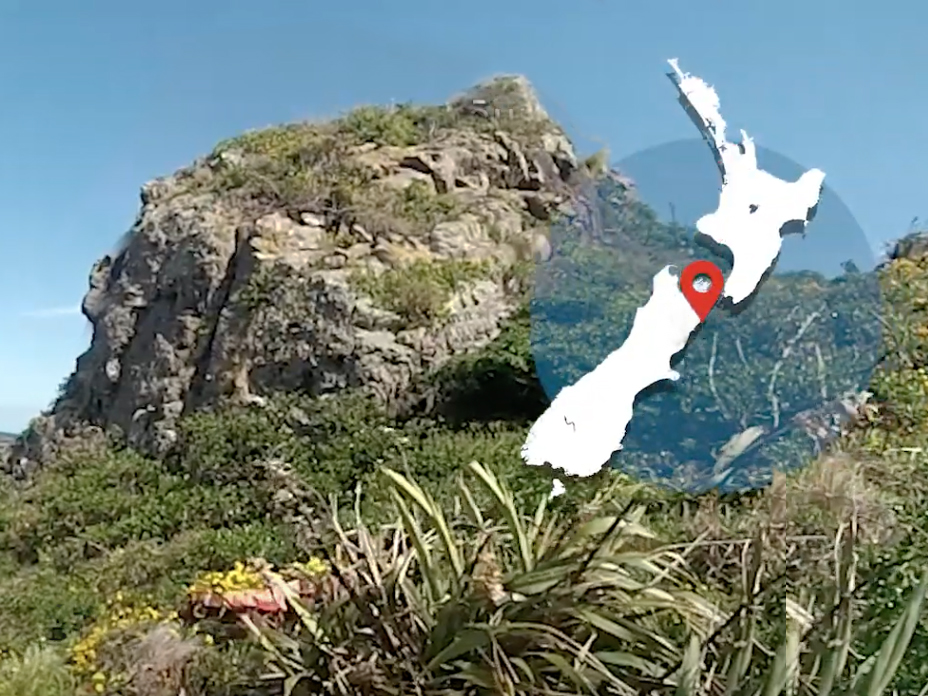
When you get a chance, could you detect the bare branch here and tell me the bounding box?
[734,337,749,367]
[814,342,827,400]
[708,333,731,420]
[767,309,822,428]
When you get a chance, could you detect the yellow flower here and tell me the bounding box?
[69,598,175,675]
[304,556,330,576]
[188,560,264,596]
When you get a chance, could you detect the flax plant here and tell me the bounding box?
[667,519,927,696]
[247,461,719,695]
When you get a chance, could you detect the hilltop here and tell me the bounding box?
[5,75,621,478]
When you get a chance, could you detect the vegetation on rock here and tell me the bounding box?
[349,257,496,326]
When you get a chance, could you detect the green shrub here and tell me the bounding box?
[176,388,581,523]
[398,179,461,224]
[181,639,268,696]
[213,123,333,160]
[0,561,97,646]
[350,258,494,326]
[0,643,75,696]
[86,523,299,603]
[0,425,301,648]
[331,177,462,241]
[582,147,610,176]
[177,391,394,497]
[0,447,272,566]
[337,104,424,147]
[0,521,299,650]
[427,304,547,424]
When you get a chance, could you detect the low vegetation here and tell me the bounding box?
[350,257,496,326]
[334,178,464,242]
[2,438,925,694]
[195,82,563,219]
[4,250,928,693]
[5,94,928,693]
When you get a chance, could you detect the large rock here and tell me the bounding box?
[889,230,928,261]
[0,433,13,471]
[6,75,586,476]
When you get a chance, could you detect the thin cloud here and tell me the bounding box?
[21,305,83,318]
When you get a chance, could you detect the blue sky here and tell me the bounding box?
[0,0,924,432]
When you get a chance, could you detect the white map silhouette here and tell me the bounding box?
[522,59,826,495]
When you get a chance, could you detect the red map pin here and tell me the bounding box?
[680,260,724,321]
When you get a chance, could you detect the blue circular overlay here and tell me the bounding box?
[530,138,882,494]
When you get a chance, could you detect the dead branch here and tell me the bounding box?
[708,333,732,420]
[767,309,823,428]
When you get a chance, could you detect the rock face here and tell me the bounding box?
[0,433,13,468]
[7,75,590,476]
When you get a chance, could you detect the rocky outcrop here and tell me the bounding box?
[0,433,13,468]
[7,75,592,476]
[889,230,928,261]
